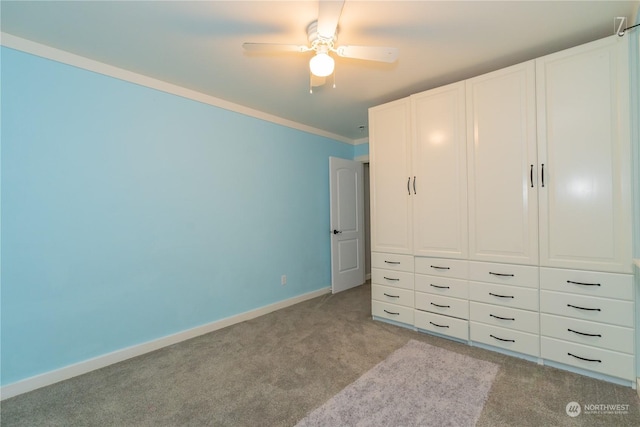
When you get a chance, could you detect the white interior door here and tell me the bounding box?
[330,157,365,293]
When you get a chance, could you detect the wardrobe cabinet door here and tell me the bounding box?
[369,98,413,255]
[466,61,538,265]
[536,36,632,273]
[411,82,468,259]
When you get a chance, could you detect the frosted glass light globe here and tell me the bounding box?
[309,53,335,77]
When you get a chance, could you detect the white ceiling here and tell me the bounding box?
[2,1,638,142]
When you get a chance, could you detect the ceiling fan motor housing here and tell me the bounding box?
[307,20,336,50]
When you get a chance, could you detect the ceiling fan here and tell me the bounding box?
[242,0,399,91]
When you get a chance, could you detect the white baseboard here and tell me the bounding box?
[0,287,330,400]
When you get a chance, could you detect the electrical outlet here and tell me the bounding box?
[281,275,287,286]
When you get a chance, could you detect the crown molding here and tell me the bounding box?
[1,32,355,145]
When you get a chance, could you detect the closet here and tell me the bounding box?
[369,34,635,385]
[411,82,468,259]
[466,61,538,266]
[369,98,412,255]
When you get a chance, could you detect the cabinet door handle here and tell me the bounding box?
[413,176,417,194]
[541,163,545,187]
[429,321,449,328]
[567,304,601,312]
[489,272,515,277]
[568,328,602,338]
[530,164,534,188]
[384,260,400,265]
[383,309,399,315]
[383,293,400,298]
[490,314,515,321]
[430,284,450,289]
[430,265,450,270]
[489,292,514,299]
[383,276,400,281]
[567,280,601,287]
[407,177,411,195]
[568,352,601,363]
[430,302,450,308]
[490,334,515,343]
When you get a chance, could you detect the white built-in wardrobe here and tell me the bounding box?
[369,34,636,386]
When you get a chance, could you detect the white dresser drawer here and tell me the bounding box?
[372,284,414,308]
[372,252,414,272]
[415,310,469,341]
[372,268,414,290]
[372,301,414,325]
[540,290,634,327]
[540,314,634,354]
[540,268,633,300]
[469,282,539,311]
[541,337,635,381]
[469,261,539,288]
[414,275,468,299]
[415,293,469,319]
[471,322,539,357]
[470,302,539,334]
[414,257,468,279]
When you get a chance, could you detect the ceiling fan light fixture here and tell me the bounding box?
[309,52,335,77]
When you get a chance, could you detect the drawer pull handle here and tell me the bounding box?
[383,309,399,315]
[567,280,601,287]
[383,293,399,298]
[430,302,450,308]
[567,304,600,312]
[407,177,411,195]
[568,328,601,338]
[490,334,515,343]
[489,292,514,299]
[384,260,400,265]
[490,314,515,321]
[430,284,450,289]
[430,265,450,270]
[568,352,601,363]
[429,321,449,328]
[489,272,515,277]
[383,276,400,281]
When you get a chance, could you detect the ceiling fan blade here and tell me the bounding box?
[243,43,309,53]
[335,45,399,63]
[317,0,345,38]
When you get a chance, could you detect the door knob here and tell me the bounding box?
[333,230,342,234]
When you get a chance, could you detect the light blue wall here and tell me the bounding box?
[631,10,640,378]
[354,143,369,159]
[0,47,354,385]
[632,5,640,260]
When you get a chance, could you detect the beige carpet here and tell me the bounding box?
[296,339,499,427]
[2,284,639,426]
